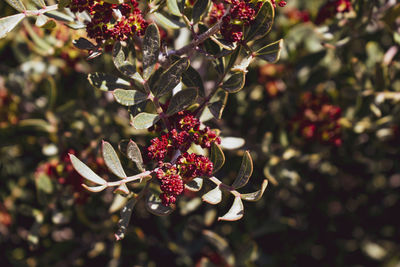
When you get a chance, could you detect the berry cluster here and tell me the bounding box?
[291,92,342,146]
[271,0,287,8]
[146,110,220,206]
[315,0,352,25]
[69,0,147,44]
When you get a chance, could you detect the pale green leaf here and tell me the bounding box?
[241,179,268,202]
[69,154,107,185]
[167,0,181,16]
[218,196,244,221]
[131,112,160,129]
[0,14,25,39]
[102,141,127,179]
[81,184,107,192]
[185,178,203,192]
[202,186,222,204]
[113,89,148,106]
[5,0,26,12]
[231,151,253,189]
[153,13,185,29]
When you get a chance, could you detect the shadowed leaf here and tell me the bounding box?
[255,39,283,63]
[88,73,130,91]
[202,186,222,204]
[185,178,203,192]
[143,24,160,80]
[210,143,225,173]
[115,197,137,241]
[145,193,174,216]
[102,141,126,179]
[153,57,189,97]
[245,1,274,41]
[221,71,246,93]
[218,196,244,221]
[166,88,198,115]
[131,113,160,129]
[69,154,107,185]
[207,89,228,119]
[182,66,205,96]
[241,179,268,201]
[193,0,210,23]
[73,37,96,50]
[231,151,253,189]
[112,40,137,78]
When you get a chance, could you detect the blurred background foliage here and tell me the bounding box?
[1,0,400,266]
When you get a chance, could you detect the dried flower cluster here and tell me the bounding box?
[291,92,342,146]
[146,110,220,206]
[69,0,147,44]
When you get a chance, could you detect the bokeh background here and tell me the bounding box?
[1,0,400,266]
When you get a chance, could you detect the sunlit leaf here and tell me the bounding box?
[145,193,174,216]
[255,39,283,63]
[202,186,222,204]
[131,112,160,129]
[185,178,203,192]
[88,73,131,91]
[241,179,268,202]
[220,137,245,150]
[113,89,148,106]
[167,0,181,16]
[117,139,145,171]
[210,143,225,173]
[81,184,107,192]
[245,1,274,41]
[231,151,253,189]
[218,196,244,221]
[0,14,25,39]
[153,57,189,97]
[153,13,185,29]
[166,87,198,115]
[5,0,26,12]
[114,184,130,195]
[192,0,210,24]
[115,197,137,241]
[221,71,246,93]
[109,194,129,213]
[102,141,127,179]
[35,14,48,27]
[69,154,107,185]
[143,24,160,80]
[112,40,137,78]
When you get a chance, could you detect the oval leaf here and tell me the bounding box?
[210,143,225,174]
[231,151,253,189]
[166,87,198,115]
[241,179,268,202]
[143,24,160,80]
[167,0,181,16]
[202,186,222,204]
[127,140,144,171]
[81,184,107,192]
[112,40,137,78]
[255,39,283,63]
[218,196,244,221]
[5,0,26,12]
[245,1,274,41]
[182,66,205,96]
[69,154,107,185]
[221,71,246,93]
[0,14,25,39]
[185,178,203,192]
[88,73,130,91]
[113,89,148,106]
[102,141,127,179]
[193,0,210,24]
[153,57,189,97]
[131,112,160,129]
[153,13,185,29]
[115,197,137,241]
[145,193,174,216]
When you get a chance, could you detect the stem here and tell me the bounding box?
[144,82,172,130]
[24,4,58,16]
[209,176,241,197]
[106,170,154,187]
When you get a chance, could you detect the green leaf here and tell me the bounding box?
[113,89,148,106]
[225,47,241,74]
[192,0,210,24]
[46,11,74,22]
[182,66,205,96]
[167,0,181,16]
[36,174,53,194]
[58,0,71,9]
[5,0,26,12]
[145,192,174,216]
[114,184,130,195]
[166,88,198,115]
[73,37,96,50]
[185,178,203,192]
[210,143,225,173]
[218,196,244,221]
[231,151,253,189]
[241,179,268,202]
[245,0,274,41]
[127,140,144,171]
[112,40,137,78]
[255,39,283,63]
[102,141,127,179]
[142,24,160,80]
[32,0,46,7]
[69,154,107,185]
[81,184,107,192]
[0,14,25,39]
[202,186,222,204]
[109,194,129,213]
[153,13,185,29]
[115,197,137,241]
[153,57,189,97]
[131,113,160,129]
[207,89,228,119]
[35,14,48,27]
[221,71,246,93]
[88,73,131,91]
